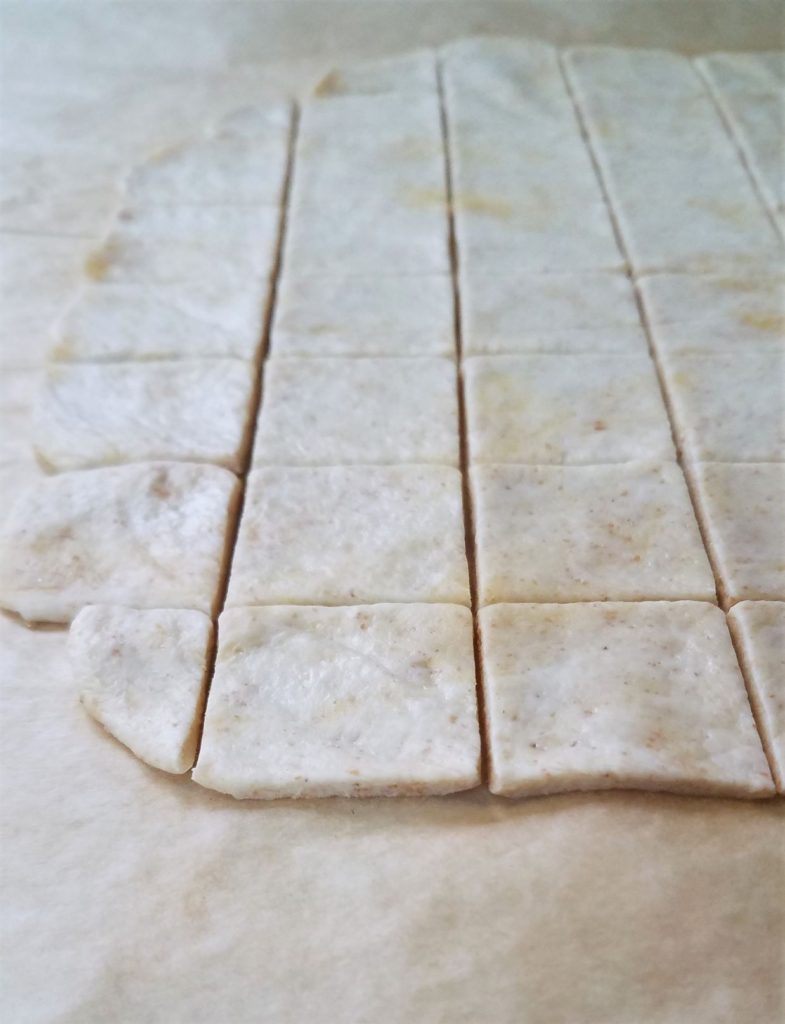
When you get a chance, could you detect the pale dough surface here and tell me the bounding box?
[194,604,480,798]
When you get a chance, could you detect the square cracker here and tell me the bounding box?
[272,273,454,358]
[480,601,774,798]
[692,463,785,605]
[69,605,213,775]
[728,601,785,791]
[0,462,239,623]
[193,604,480,799]
[226,466,469,607]
[51,281,268,362]
[34,359,255,472]
[461,271,647,356]
[639,272,785,354]
[471,461,715,604]
[253,357,459,467]
[662,350,785,462]
[464,354,674,464]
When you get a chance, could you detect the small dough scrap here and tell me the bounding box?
[728,600,785,791]
[471,461,715,604]
[69,605,213,774]
[193,604,480,799]
[273,273,454,358]
[125,103,291,207]
[692,463,785,604]
[639,271,785,354]
[464,354,674,464]
[480,601,774,799]
[34,359,255,472]
[314,50,437,96]
[51,281,268,363]
[254,357,458,467]
[662,350,785,462]
[0,462,240,623]
[226,465,469,607]
[461,271,647,355]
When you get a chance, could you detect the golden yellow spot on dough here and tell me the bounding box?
[85,250,110,282]
[404,186,449,209]
[688,198,749,225]
[740,312,784,333]
[453,191,514,219]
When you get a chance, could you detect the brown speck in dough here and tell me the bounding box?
[149,470,172,501]
[740,312,784,333]
[593,419,607,432]
[84,250,110,281]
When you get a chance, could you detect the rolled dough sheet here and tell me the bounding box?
[471,461,716,604]
[692,462,785,604]
[253,356,459,466]
[661,349,785,462]
[564,46,782,272]
[51,280,270,362]
[464,353,674,464]
[460,270,647,356]
[272,272,454,358]
[193,603,480,799]
[728,600,785,791]
[34,358,255,472]
[226,465,469,607]
[638,271,785,353]
[0,461,240,623]
[480,601,774,799]
[124,103,292,207]
[69,604,213,774]
[442,38,622,272]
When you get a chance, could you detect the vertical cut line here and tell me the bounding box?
[726,615,781,789]
[436,59,488,785]
[192,105,300,764]
[559,53,724,607]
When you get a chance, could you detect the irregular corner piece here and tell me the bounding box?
[193,604,480,799]
[0,462,240,623]
[226,466,470,607]
[728,601,785,791]
[471,461,715,604]
[69,605,213,774]
[692,462,785,605]
[480,601,775,799]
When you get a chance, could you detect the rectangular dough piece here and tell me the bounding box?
[638,271,785,354]
[564,47,782,273]
[69,605,213,775]
[226,465,469,607]
[193,603,480,799]
[661,349,785,462]
[124,103,292,207]
[461,271,647,356]
[728,600,785,791]
[253,356,459,467]
[272,273,454,358]
[285,92,449,274]
[692,462,785,605]
[464,354,674,464]
[33,359,256,472]
[480,601,774,799]
[0,462,240,623]
[471,461,715,604]
[51,280,269,363]
[441,38,622,272]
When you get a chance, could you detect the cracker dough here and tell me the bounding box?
[442,39,622,272]
[661,350,785,462]
[0,461,240,622]
[692,462,785,604]
[471,461,716,604]
[464,353,674,464]
[461,271,647,356]
[638,271,785,353]
[193,604,480,799]
[69,605,213,774]
[272,273,454,358]
[480,601,774,798]
[226,465,469,607]
[34,359,255,472]
[253,356,459,466]
[728,600,785,791]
